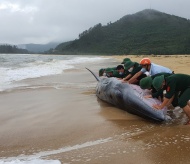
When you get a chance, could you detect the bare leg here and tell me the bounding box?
[183,105,190,125]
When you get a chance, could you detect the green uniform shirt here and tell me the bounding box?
[130,62,142,76]
[151,73,172,79]
[112,70,120,78]
[113,70,129,78]
[165,74,190,99]
[111,67,117,70]
[104,67,116,77]
[123,70,130,78]
[151,73,172,98]
[105,67,116,72]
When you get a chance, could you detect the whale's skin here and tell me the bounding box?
[96,77,167,122]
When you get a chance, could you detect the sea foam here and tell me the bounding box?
[0,159,61,164]
[0,54,108,91]
[0,138,111,164]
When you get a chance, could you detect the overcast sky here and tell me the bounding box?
[0,0,190,45]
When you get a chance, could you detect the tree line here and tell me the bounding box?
[0,44,29,54]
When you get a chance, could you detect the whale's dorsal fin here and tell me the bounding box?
[85,67,100,81]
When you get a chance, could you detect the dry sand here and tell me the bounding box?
[0,55,190,164]
[113,55,190,74]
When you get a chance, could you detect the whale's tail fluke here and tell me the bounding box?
[85,67,100,81]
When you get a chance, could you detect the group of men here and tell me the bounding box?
[99,57,190,125]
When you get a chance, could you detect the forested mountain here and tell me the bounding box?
[0,44,29,54]
[54,9,190,55]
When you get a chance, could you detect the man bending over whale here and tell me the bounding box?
[152,74,190,125]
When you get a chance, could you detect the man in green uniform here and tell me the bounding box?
[99,68,105,76]
[121,58,131,64]
[99,57,131,77]
[115,65,130,79]
[99,67,116,77]
[122,61,146,85]
[102,66,128,79]
[140,73,179,107]
[140,73,172,99]
[104,68,115,77]
[152,74,190,125]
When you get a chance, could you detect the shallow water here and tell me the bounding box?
[0,54,190,164]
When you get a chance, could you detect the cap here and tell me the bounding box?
[105,68,114,73]
[140,76,152,89]
[124,61,135,70]
[113,70,119,77]
[99,68,105,76]
[152,75,165,91]
[121,58,131,64]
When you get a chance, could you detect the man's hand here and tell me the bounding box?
[152,104,162,110]
[144,95,152,98]
[121,80,128,83]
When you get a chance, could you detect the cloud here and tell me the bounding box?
[0,0,190,45]
[0,1,37,13]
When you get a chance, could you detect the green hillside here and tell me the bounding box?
[0,44,29,54]
[55,9,190,55]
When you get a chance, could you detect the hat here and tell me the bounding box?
[105,68,113,73]
[140,76,152,89]
[152,75,165,91]
[99,68,105,76]
[121,58,131,64]
[140,58,151,65]
[113,70,119,77]
[111,67,117,70]
[124,61,135,70]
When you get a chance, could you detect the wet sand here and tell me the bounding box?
[0,55,190,163]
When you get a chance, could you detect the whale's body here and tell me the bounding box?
[87,68,168,122]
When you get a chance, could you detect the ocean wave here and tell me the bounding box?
[0,159,61,164]
[0,138,111,164]
[0,54,109,91]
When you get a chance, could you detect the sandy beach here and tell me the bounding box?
[0,55,190,164]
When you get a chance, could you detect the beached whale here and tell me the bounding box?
[86,68,168,122]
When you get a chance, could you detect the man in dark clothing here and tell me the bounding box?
[140,73,172,99]
[122,61,146,85]
[99,67,116,77]
[104,68,115,77]
[139,72,178,107]
[152,74,190,125]
[121,58,131,64]
[115,65,130,79]
[99,68,106,76]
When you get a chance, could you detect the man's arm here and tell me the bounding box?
[122,74,132,82]
[128,71,142,84]
[153,97,170,109]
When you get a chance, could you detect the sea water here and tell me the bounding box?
[0,53,111,164]
[0,159,61,164]
[0,54,108,92]
[0,138,111,164]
